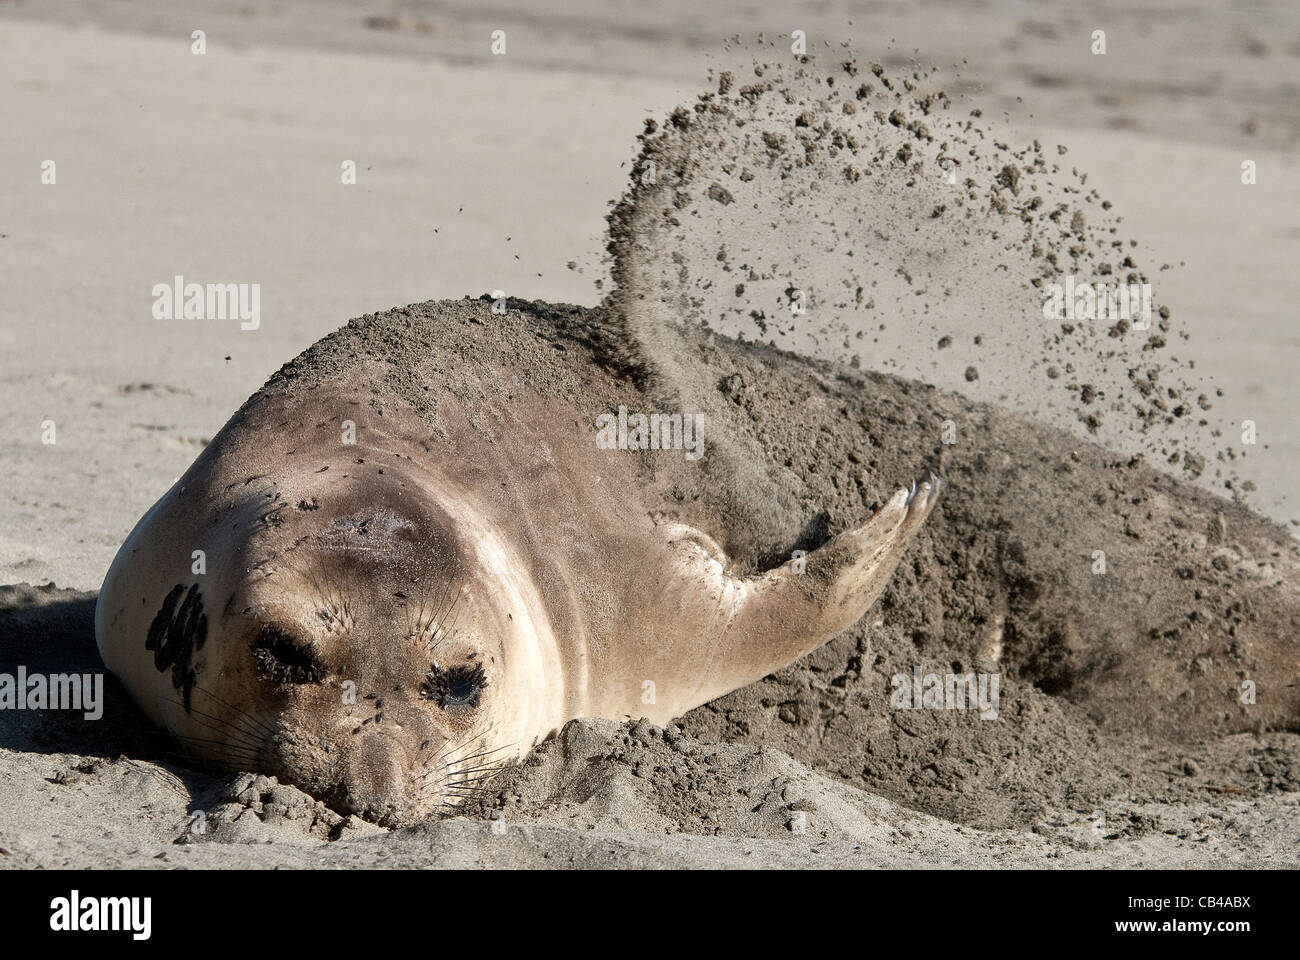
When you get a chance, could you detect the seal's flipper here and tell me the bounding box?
[642,475,942,719]
[786,473,943,640]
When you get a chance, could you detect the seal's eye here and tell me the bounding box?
[422,662,487,711]
[252,625,327,685]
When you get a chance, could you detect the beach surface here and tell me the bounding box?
[0,1,1296,868]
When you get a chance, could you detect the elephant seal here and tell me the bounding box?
[96,297,940,826]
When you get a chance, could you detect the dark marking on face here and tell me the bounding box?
[298,498,320,511]
[144,583,208,712]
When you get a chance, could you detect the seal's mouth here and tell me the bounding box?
[320,782,408,828]
[308,755,506,828]
[259,729,413,827]
[257,720,513,828]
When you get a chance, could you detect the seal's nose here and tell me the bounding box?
[340,734,406,823]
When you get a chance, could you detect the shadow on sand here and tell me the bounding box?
[0,583,217,793]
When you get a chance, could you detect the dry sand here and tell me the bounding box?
[0,3,1297,868]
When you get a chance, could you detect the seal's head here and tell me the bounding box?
[97,458,567,827]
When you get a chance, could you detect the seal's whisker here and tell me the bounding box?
[434,738,517,772]
[445,722,502,758]
[423,734,467,768]
[426,760,509,800]
[164,716,262,749]
[405,589,433,643]
[182,701,273,748]
[418,755,513,791]
[446,762,507,782]
[441,765,503,780]
[436,764,501,785]
[441,785,491,801]
[170,732,262,757]
[418,738,514,785]
[172,706,267,752]
[434,564,463,621]
[317,572,350,622]
[162,699,267,753]
[190,683,279,738]
[423,722,501,770]
[434,764,505,783]
[429,569,470,655]
[422,747,505,779]
[419,744,512,786]
[440,785,493,799]
[423,566,460,645]
[168,736,263,769]
[165,718,261,754]
[163,749,248,775]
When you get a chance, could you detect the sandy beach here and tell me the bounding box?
[0,1,1296,870]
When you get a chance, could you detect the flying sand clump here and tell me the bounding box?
[605,51,1243,497]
